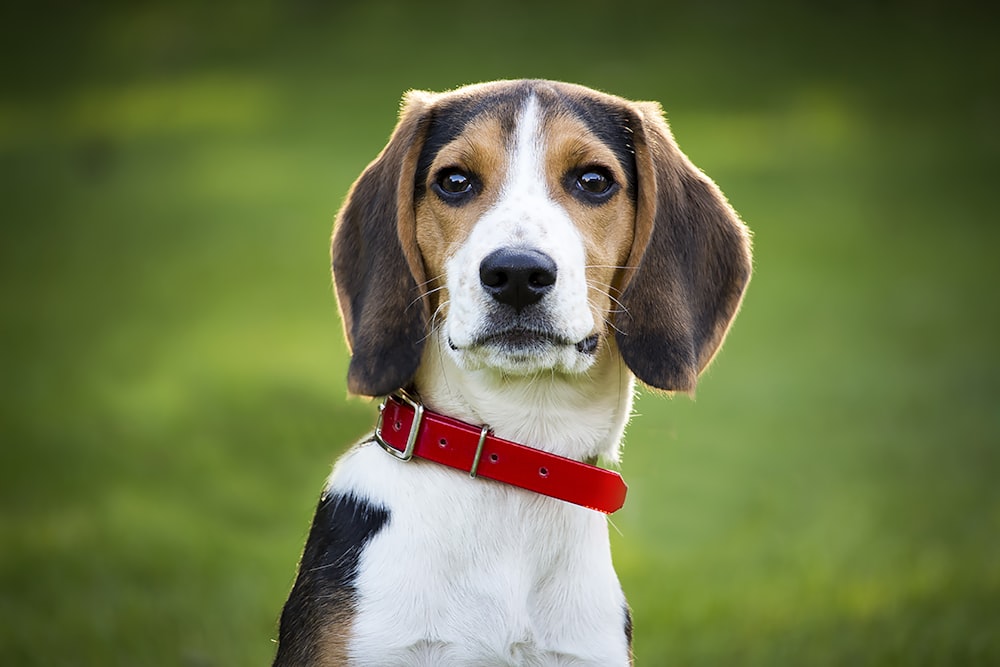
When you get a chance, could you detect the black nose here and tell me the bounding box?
[479,248,557,311]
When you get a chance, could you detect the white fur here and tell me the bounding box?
[444,96,596,376]
[327,96,636,665]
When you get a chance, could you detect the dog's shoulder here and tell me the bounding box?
[273,484,389,666]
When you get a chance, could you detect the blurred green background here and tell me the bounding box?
[2,1,998,665]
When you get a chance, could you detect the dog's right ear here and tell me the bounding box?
[332,91,436,397]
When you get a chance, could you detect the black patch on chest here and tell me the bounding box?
[273,492,390,664]
[624,603,634,649]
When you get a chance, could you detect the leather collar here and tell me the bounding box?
[374,392,628,514]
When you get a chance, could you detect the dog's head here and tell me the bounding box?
[332,80,751,397]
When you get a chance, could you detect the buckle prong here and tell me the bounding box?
[374,390,424,461]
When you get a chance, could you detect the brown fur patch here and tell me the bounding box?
[315,604,354,666]
[414,113,508,315]
[542,111,637,335]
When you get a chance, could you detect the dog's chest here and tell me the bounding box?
[331,444,631,666]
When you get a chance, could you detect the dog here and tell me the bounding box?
[273,79,752,666]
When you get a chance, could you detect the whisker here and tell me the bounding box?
[584,264,637,271]
[586,280,629,314]
[599,312,626,336]
[417,300,450,345]
[595,290,628,313]
[407,284,446,311]
[587,279,626,300]
[413,274,444,290]
[435,325,455,396]
[603,317,625,336]
[586,291,628,337]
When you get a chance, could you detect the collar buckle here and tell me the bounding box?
[374,390,424,461]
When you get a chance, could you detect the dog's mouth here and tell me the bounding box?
[575,333,599,354]
[450,329,599,355]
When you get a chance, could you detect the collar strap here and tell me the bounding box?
[373,392,627,514]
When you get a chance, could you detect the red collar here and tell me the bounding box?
[374,392,628,514]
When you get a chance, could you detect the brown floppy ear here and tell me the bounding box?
[615,102,752,393]
[332,91,435,397]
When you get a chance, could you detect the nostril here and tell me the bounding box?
[480,266,508,289]
[528,270,556,288]
[479,248,558,310]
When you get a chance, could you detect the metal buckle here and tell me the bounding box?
[374,389,424,461]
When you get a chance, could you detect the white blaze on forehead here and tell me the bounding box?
[508,95,546,200]
[443,94,596,373]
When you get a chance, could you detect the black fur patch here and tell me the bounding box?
[542,86,638,200]
[273,492,390,665]
[624,603,634,648]
[414,82,533,200]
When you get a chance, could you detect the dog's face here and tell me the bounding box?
[414,93,637,375]
[333,80,752,396]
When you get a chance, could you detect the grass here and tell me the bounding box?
[1,2,998,665]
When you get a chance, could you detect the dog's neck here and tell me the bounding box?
[413,332,635,463]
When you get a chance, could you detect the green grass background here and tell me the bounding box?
[2,2,998,665]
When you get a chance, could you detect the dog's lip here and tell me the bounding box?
[456,328,598,352]
[480,327,571,347]
[575,333,600,354]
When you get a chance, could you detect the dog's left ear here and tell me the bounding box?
[615,102,752,393]
[332,91,436,397]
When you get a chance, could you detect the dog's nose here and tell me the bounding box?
[479,248,557,311]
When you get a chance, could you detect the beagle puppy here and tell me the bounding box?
[273,79,751,666]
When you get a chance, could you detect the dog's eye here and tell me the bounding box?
[440,171,471,193]
[433,168,477,203]
[570,167,617,203]
[578,170,611,193]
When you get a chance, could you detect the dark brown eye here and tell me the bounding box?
[577,170,612,194]
[568,167,617,204]
[433,168,477,203]
[440,171,471,193]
